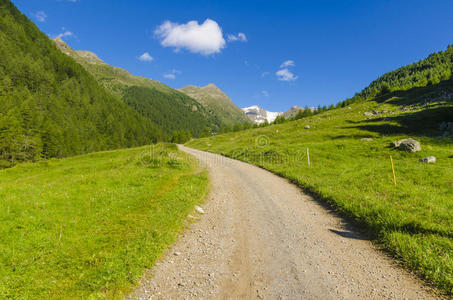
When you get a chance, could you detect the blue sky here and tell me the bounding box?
[12,0,453,112]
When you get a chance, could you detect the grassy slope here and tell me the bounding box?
[0,144,208,299]
[179,84,250,126]
[53,38,221,136]
[187,80,453,294]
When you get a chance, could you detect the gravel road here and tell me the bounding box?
[128,145,438,299]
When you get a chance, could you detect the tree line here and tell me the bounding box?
[336,44,453,107]
[0,0,160,168]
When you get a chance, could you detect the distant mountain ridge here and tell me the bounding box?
[242,105,315,124]
[53,37,220,137]
[179,84,250,127]
[242,105,282,124]
[282,105,304,118]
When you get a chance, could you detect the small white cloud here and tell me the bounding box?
[276,68,298,81]
[261,72,270,77]
[227,32,247,42]
[155,19,225,55]
[261,90,270,97]
[280,60,295,68]
[34,11,47,22]
[276,60,297,81]
[139,52,154,62]
[163,69,181,80]
[164,73,176,79]
[56,30,73,40]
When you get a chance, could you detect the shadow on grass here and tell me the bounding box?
[330,134,376,140]
[341,79,453,138]
[372,78,453,106]
[344,106,453,138]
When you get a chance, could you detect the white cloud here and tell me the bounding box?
[280,60,295,68]
[34,11,47,22]
[261,90,270,97]
[276,68,297,81]
[164,73,176,79]
[276,60,297,81]
[155,19,225,55]
[261,72,270,77]
[56,30,73,40]
[227,32,247,42]
[139,52,154,62]
[163,69,181,80]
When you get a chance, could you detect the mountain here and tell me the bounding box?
[179,84,250,127]
[242,105,282,124]
[0,0,161,167]
[282,105,304,118]
[53,38,219,137]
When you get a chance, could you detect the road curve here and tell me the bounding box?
[129,145,437,300]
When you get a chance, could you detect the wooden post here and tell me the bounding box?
[307,148,310,166]
[390,155,397,187]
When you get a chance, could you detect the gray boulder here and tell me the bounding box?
[364,112,373,117]
[361,138,373,142]
[440,121,453,131]
[420,156,436,163]
[391,138,421,152]
[304,125,310,129]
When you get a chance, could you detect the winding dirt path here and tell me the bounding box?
[128,146,438,299]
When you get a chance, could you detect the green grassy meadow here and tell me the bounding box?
[187,82,453,295]
[0,143,208,299]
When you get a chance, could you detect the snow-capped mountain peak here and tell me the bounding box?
[242,106,282,124]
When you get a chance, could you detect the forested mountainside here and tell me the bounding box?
[340,45,453,106]
[179,84,250,127]
[0,0,161,167]
[54,38,221,136]
[122,86,214,136]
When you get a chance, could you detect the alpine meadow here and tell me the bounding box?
[1,0,453,298]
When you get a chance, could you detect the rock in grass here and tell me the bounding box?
[420,156,436,163]
[194,205,205,214]
[364,112,373,117]
[391,138,421,152]
[440,121,453,131]
[361,138,373,142]
[304,125,310,129]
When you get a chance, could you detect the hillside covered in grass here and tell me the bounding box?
[187,77,453,294]
[340,44,453,106]
[0,0,162,168]
[0,143,208,299]
[54,38,224,137]
[179,83,250,128]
